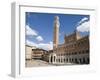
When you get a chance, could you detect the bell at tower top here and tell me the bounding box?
[55,16,59,20]
[54,16,60,27]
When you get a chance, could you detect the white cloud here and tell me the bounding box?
[76,17,90,32]
[77,20,90,32]
[36,36,43,41]
[26,40,53,50]
[26,25,38,36]
[26,25,44,42]
[26,25,51,50]
[49,41,53,44]
[26,39,37,47]
[78,17,88,25]
[38,41,53,50]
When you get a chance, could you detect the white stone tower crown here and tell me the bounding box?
[54,16,60,27]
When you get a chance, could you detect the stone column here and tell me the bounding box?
[60,56,61,63]
[53,55,56,64]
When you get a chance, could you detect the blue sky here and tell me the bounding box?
[25,12,89,50]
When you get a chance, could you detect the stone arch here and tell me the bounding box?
[49,53,57,64]
[86,57,89,64]
[53,54,56,63]
[50,56,53,63]
[83,57,85,64]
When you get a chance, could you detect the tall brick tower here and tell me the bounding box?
[53,16,60,50]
